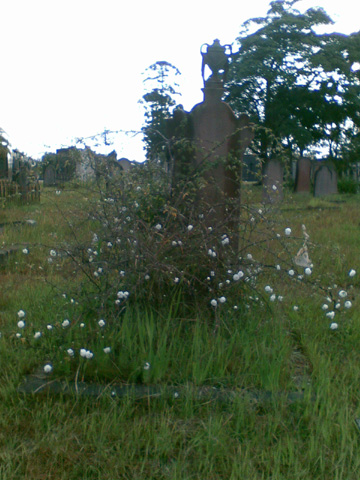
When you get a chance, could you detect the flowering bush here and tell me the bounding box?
[3,156,358,381]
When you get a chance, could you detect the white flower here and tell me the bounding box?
[43,364,53,373]
[174,392,179,398]
[80,348,93,359]
[293,306,299,311]
[210,299,218,307]
[221,237,230,246]
[119,270,125,277]
[55,190,61,195]
[98,319,106,327]
[233,273,240,281]
[16,333,21,338]
[326,311,335,320]
[344,300,352,309]
[49,249,57,257]
[103,347,111,354]
[143,362,151,370]
[288,269,295,276]
[264,285,273,293]
[272,184,277,191]
[17,320,25,329]
[187,225,194,231]
[47,324,53,330]
[270,294,276,302]
[62,319,70,328]
[34,331,42,339]
[278,296,284,302]
[107,242,113,248]
[276,264,281,270]
[338,290,347,298]
[174,277,180,283]
[305,268,312,275]
[349,269,356,277]
[22,248,29,254]
[155,224,162,231]
[219,296,226,304]
[172,241,178,246]
[80,323,85,328]
[144,274,150,281]
[330,322,338,330]
[322,304,329,310]
[67,348,74,357]
[246,253,253,260]
[284,228,291,236]
[17,310,25,319]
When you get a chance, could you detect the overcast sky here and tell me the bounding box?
[1,0,359,161]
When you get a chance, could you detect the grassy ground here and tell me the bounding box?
[1,186,360,479]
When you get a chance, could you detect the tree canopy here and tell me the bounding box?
[140,61,182,163]
[226,0,360,165]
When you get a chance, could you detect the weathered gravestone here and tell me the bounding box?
[0,145,8,179]
[18,166,28,203]
[44,165,56,186]
[189,39,253,229]
[262,159,284,204]
[295,157,311,194]
[314,162,338,197]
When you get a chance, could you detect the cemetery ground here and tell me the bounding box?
[1,185,360,479]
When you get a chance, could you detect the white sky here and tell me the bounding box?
[1,0,359,161]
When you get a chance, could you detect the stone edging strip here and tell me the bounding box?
[17,373,315,404]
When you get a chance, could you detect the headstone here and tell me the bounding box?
[242,154,260,182]
[44,165,56,186]
[295,157,311,193]
[262,159,284,204]
[18,167,28,202]
[0,145,8,179]
[189,39,253,229]
[314,163,338,197]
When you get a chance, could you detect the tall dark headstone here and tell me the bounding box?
[44,165,57,186]
[295,157,311,194]
[262,159,284,204]
[190,39,253,228]
[0,145,8,179]
[314,162,338,197]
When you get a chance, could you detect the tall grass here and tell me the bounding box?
[1,187,360,478]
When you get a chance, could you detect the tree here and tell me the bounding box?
[140,61,182,164]
[226,0,360,167]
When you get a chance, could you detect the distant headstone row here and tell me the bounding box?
[260,157,338,202]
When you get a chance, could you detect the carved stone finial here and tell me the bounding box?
[200,39,232,86]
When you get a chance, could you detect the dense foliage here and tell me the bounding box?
[226,0,360,166]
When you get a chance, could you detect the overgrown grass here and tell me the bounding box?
[1,186,360,478]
